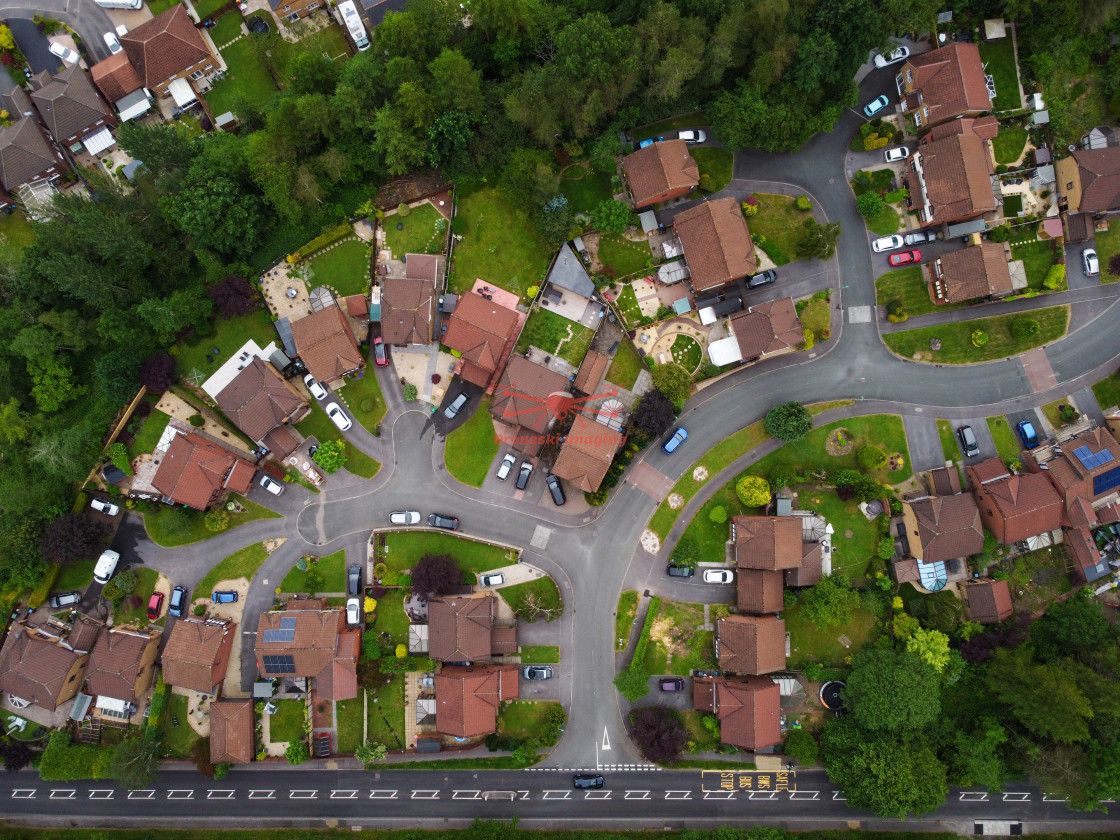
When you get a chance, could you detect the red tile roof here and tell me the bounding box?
[786,542,823,587]
[915,132,997,224]
[29,65,114,144]
[715,615,785,675]
[928,242,1013,304]
[692,676,781,751]
[674,197,757,292]
[905,493,984,563]
[443,293,520,386]
[622,139,700,208]
[1067,526,1108,582]
[573,350,610,395]
[291,306,365,385]
[86,628,159,703]
[254,607,357,701]
[906,43,991,125]
[731,516,804,570]
[215,357,306,444]
[0,623,89,711]
[435,663,518,738]
[490,356,572,435]
[963,578,1013,624]
[162,618,235,694]
[404,253,445,284]
[924,115,1000,143]
[730,298,803,360]
[90,52,143,103]
[210,699,253,764]
[970,468,1064,544]
[428,595,495,662]
[120,4,213,90]
[736,569,784,614]
[551,413,623,492]
[151,431,256,511]
[1067,147,1120,213]
[380,276,434,345]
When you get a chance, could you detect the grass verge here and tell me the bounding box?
[692,147,733,193]
[519,645,560,663]
[445,397,499,488]
[746,194,806,266]
[883,306,1069,363]
[1093,369,1120,411]
[936,419,959,463]
[615,590,639,650]
[987,416,1023,464]
[499,576,563,622]
[381,532,512,576]
[142,495,281,548]
[279,548,347,593]
[196,542,271,596]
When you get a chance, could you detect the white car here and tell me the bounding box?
[496,453,516,481]
[1083,248,1099,276]
[345,597,361,627]
[326,402,352,431]
[872,234,905,253]
[93,549,120,585]
[48,42,80,65]
[873,46,910,68]
[389,510,421,525]
[479,573,504,587]
[884,146,909,163]
[303,373,328,401]
[103,32,122,54]
[259,475,284,496]
[90,498,120,517]
[678,129,706,144]
[703,569,735,584]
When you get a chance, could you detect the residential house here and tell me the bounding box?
[161,617,235,695]
[1023,427,1120,528]
[90,52,150,122]
[0,88,69,210]
[1066,525,1111,583]
[674,197,758,293]
[908,132,999,225]
[1056,146,1120,242]
[0,620,96,713]
[621,139,699,208]
[291,305,365,386]
[270,0,324,23]
[541,244,599,324]
[922,115,1000,144]
[86,627,161,720]
[895,43,992,131]
[927,242,1014,305]
[714,615,786,676]
[28,65,117,158]
[442,291,521,390]
[551,412,624,492]
[692,675,781,752]
[214,356,308,459]
[966,458,1063,544]
[572,349,610,396]
[119,5,218,101]
[729,514,826,612]
[427,594,517,663]
[209,699,254,764]
[151,431,258,511]
[434,663,519,738]
[901,489,984,564]
[254,604,360,701]
[380,256,441,345]
[489,355,571,450]
[720,299,804,364]
[962,578,1013,624]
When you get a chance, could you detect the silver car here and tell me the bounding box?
[496,453,516,481]
[1083,248,1099,276]
[389,510,421,525]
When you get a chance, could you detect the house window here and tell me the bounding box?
[68,674,76,682]
[286,10,300,19]
[1067,182,1074,190]
[281,3,290,8]
[905,69,913,84]
[204,65,214,72]
[913,111,922,127]
[168,74,178,81]
[190,69,205,81]
[306,2,319,9]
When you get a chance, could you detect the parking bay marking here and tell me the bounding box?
[411,790,440,800]
[11,789,35,799]
[49,790,75,799]
[89,790,114,800]
[542,790,571,800]
[331,790,359,799]
[748,791,780,801]
[207,790,235,799]
[584,790,611,800]
[704,791,735,800]
[369,790,398,799]
[960,792,988,802]
[167,790,194,799]
[665,791,692,800]
[453,790,481,800]
[248,790,276,799]
[289,790,318,799]
[128,790,156,800]
[624,790,650,800]
[789,791,820,801]
[1002,792,1030,802]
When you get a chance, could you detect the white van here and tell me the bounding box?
[93,549,120,584]
[338,1,370,51]
[95,0,143,9]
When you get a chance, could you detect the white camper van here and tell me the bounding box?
[338,0,369,51]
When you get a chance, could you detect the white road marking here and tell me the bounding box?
[248,790,275,799]
[832,791,847,801]
[518,790,530,800]
[369,790,398,799]
[1002,792,1030,802]
[289,790,318,799]
[602,728,610,750]
[167,790,194,799]
[790,791,820,800]
[452,790,481,799]
[128,790,156,800]
[584,790,611,800]
[410,790,440,799]
[207,790,235,799]
[664,790,691,800]
[49,789,75,799]
[1042,795,1068,802]
[89,790,114,799]
[847,305,873,324]
[542,790,571,800]
[624,790,650,800]
[960,792,988,802]
[530,525,551,549]
[331,790,359,799]
[11,789,35,798]
[749,791,780,800]
[704,791,735,800]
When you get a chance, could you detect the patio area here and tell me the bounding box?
[262,263,313,321]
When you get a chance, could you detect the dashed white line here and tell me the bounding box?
[452,790,481,800]
[664,790,691,800]
[749,791,780,800]
[542,790,571,800]
[518,790,530,800]
[704,790,735,800]
[89,790,114,800]
[288,790,318,799]
[624,790,650,800]
[331,790,358,799]
[11,789,35,799]
[128,790,156,800]
[1042,795,1068,802]
[369,790,398,799]
[584,790,611,800]
[49,790,75,799]
[1002,792,1030,802]
[790,791,820,801]
[207,790,235,799]
[832,791,847,801]
[248,790,275,799]
[410,790,440,799]
[960,792,988,802]
[167,790,194,799]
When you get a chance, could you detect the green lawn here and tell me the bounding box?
[307,239,370,297]
[785,599,878,668]
[142,494,281,548]
[498,700,562,741]
[614,283,642,326]
[640,599,717,676]
[0,708,46,741]
[366,673,405,750]
[850,169,895,197]
[876,265,968,317]
[55,559,95,591]
[336,696,364,754]
[126,408,171,459]
[987,416,1023,464]
[615,590,639,650]
[193,0,228,17]
[499,577,562,622]
[936,419,959,463]
[111,567,161,627]
[747,194,807,265]
[383,202,445,259]
[1093,369,1120,411]
[693,147,733,193]
[632,111,706,140]
[161,694,201,758]
[514,307,592,367]
[992,128,1028,165]
[381,532,512,576]
[866,206,900,236]
[1095,225,1120,284]
[752,414,912,484]
[146,0,179,14]
[268,699,306,743]
[205,37,279,118]
[670,335,702,372]
[979,37,1021,112]
[177,305,279,386]
[1003,194,1023,218]
[0,210,34,263]
[561,166,615,215]
[295,401,380,478]
[196,542,270,596]
[883,306,1069,363]
[445,396,499,488]
[597,232,650,278]
[273,25,351,76]
[279,548,347,593]
[799,299,830,338]
[211,12,243,47]
[450,188,551,296]
[339,369,386,434]
[606,338,643,390]
[1011,240,1055,289]
[519,645,560,664]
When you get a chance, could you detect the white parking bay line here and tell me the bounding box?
[790,791,820,801]
[49,790,75,799]
[248,790,275,799]
[207,790,235,799]
[331,790,359,799]
[89,790,114,800]
[584,790,611,800]
[664,790,691,800]
[624,790,650,800]
[1002,792,1030,802]
[11,789,36,799]
[960,792,988,802]
[704,791,735,800]
[749,791,780,800]
[411,790,440,799]
[167,790,194,799]
[289,790,318,799]
[832,791,846,801]
[1042,795,1068,802]
[452,790,481,800]
[369,790,398,799]
[128,790,156,800]
[542,790,571,800]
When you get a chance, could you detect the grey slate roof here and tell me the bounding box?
[546,245,595,298]
[29,65,113,143]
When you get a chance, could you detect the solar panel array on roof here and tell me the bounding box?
[262,616,297,644]
[262,654,295,674]
[1094,466,1120,497]
[1074,445,1116,471]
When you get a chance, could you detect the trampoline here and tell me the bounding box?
[819,680,846,711]
[248,17,270,35]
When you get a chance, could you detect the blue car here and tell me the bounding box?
[663,428,688,454]
[638,135,665,148]
[212,590,238,604]
[1017,420,1039,449]
[863,94,889,118]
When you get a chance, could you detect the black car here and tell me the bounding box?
[545,474,566,506]
[666,564,694,578]
[429,513,460,530]
[957,425,980,458]
[347,564,362,596]
[516,461,534,490]
[747,269,777,288]
[168,585,188,618]
[573,774,604,790]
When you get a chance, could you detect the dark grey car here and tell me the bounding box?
[516,461,533,490]
[747,269,777,288]
[545,474,565,505]
[347,564,362,596]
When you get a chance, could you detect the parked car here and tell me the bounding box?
[389,510,421,525]
[904,230,935,246]
[345,597,361,627]
[524,665,552,680]
[347,564,362,596]
[48,592,81,609]
[678,129,706,144]
[444,392,469,419]
[93,549,120,585]
[1083,247,1100,276]
[863,94,890,117]
[666,564,694,578]
[574,774,604,790]
[326,402,353,431]
[663,427,688,454]
[888,249,921,266]
[90,497,120,517]
[873,46,910,68]
[747,269,777,288]
[429,513,460,530]
[957,425,980,458]
[872,234,904,252]
[103,31,122,54]
[496,453,516,481]
[168,585,187,618]
[545,474,566,506]
[479,573,504,587]
[212,590,238,604]
[373,337,389,367]
[147,592,164,620]
[703,569,735,584]
[303,373,328,400]
[260,475,284,496]
[48,42,80,65]
[1017,420,1039,449]
[884,146,909,163]
[638,136,664,148]
[659,677,684,691]
[516,461,534,490]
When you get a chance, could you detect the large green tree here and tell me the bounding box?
[844,648,941,733]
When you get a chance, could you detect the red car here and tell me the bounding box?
[373,337,388,367]
[147,592,164,620]
[888,249,921,266]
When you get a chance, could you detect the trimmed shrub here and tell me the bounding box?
[188,414,205,427]
[858,445,888,469]
[106,442,133,477]
[402,383,418,402]
[735,475,771,507]
[796,195,813,210]
[883,188,909,204]
[291,222,352,262]
[1043,263,1065,290]
[857,191,885,220]
[708,505,727,524]
[1010,317,1039,340]
[987,224,1011,243]
[971,329,989,347]
[803,328,815,349]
